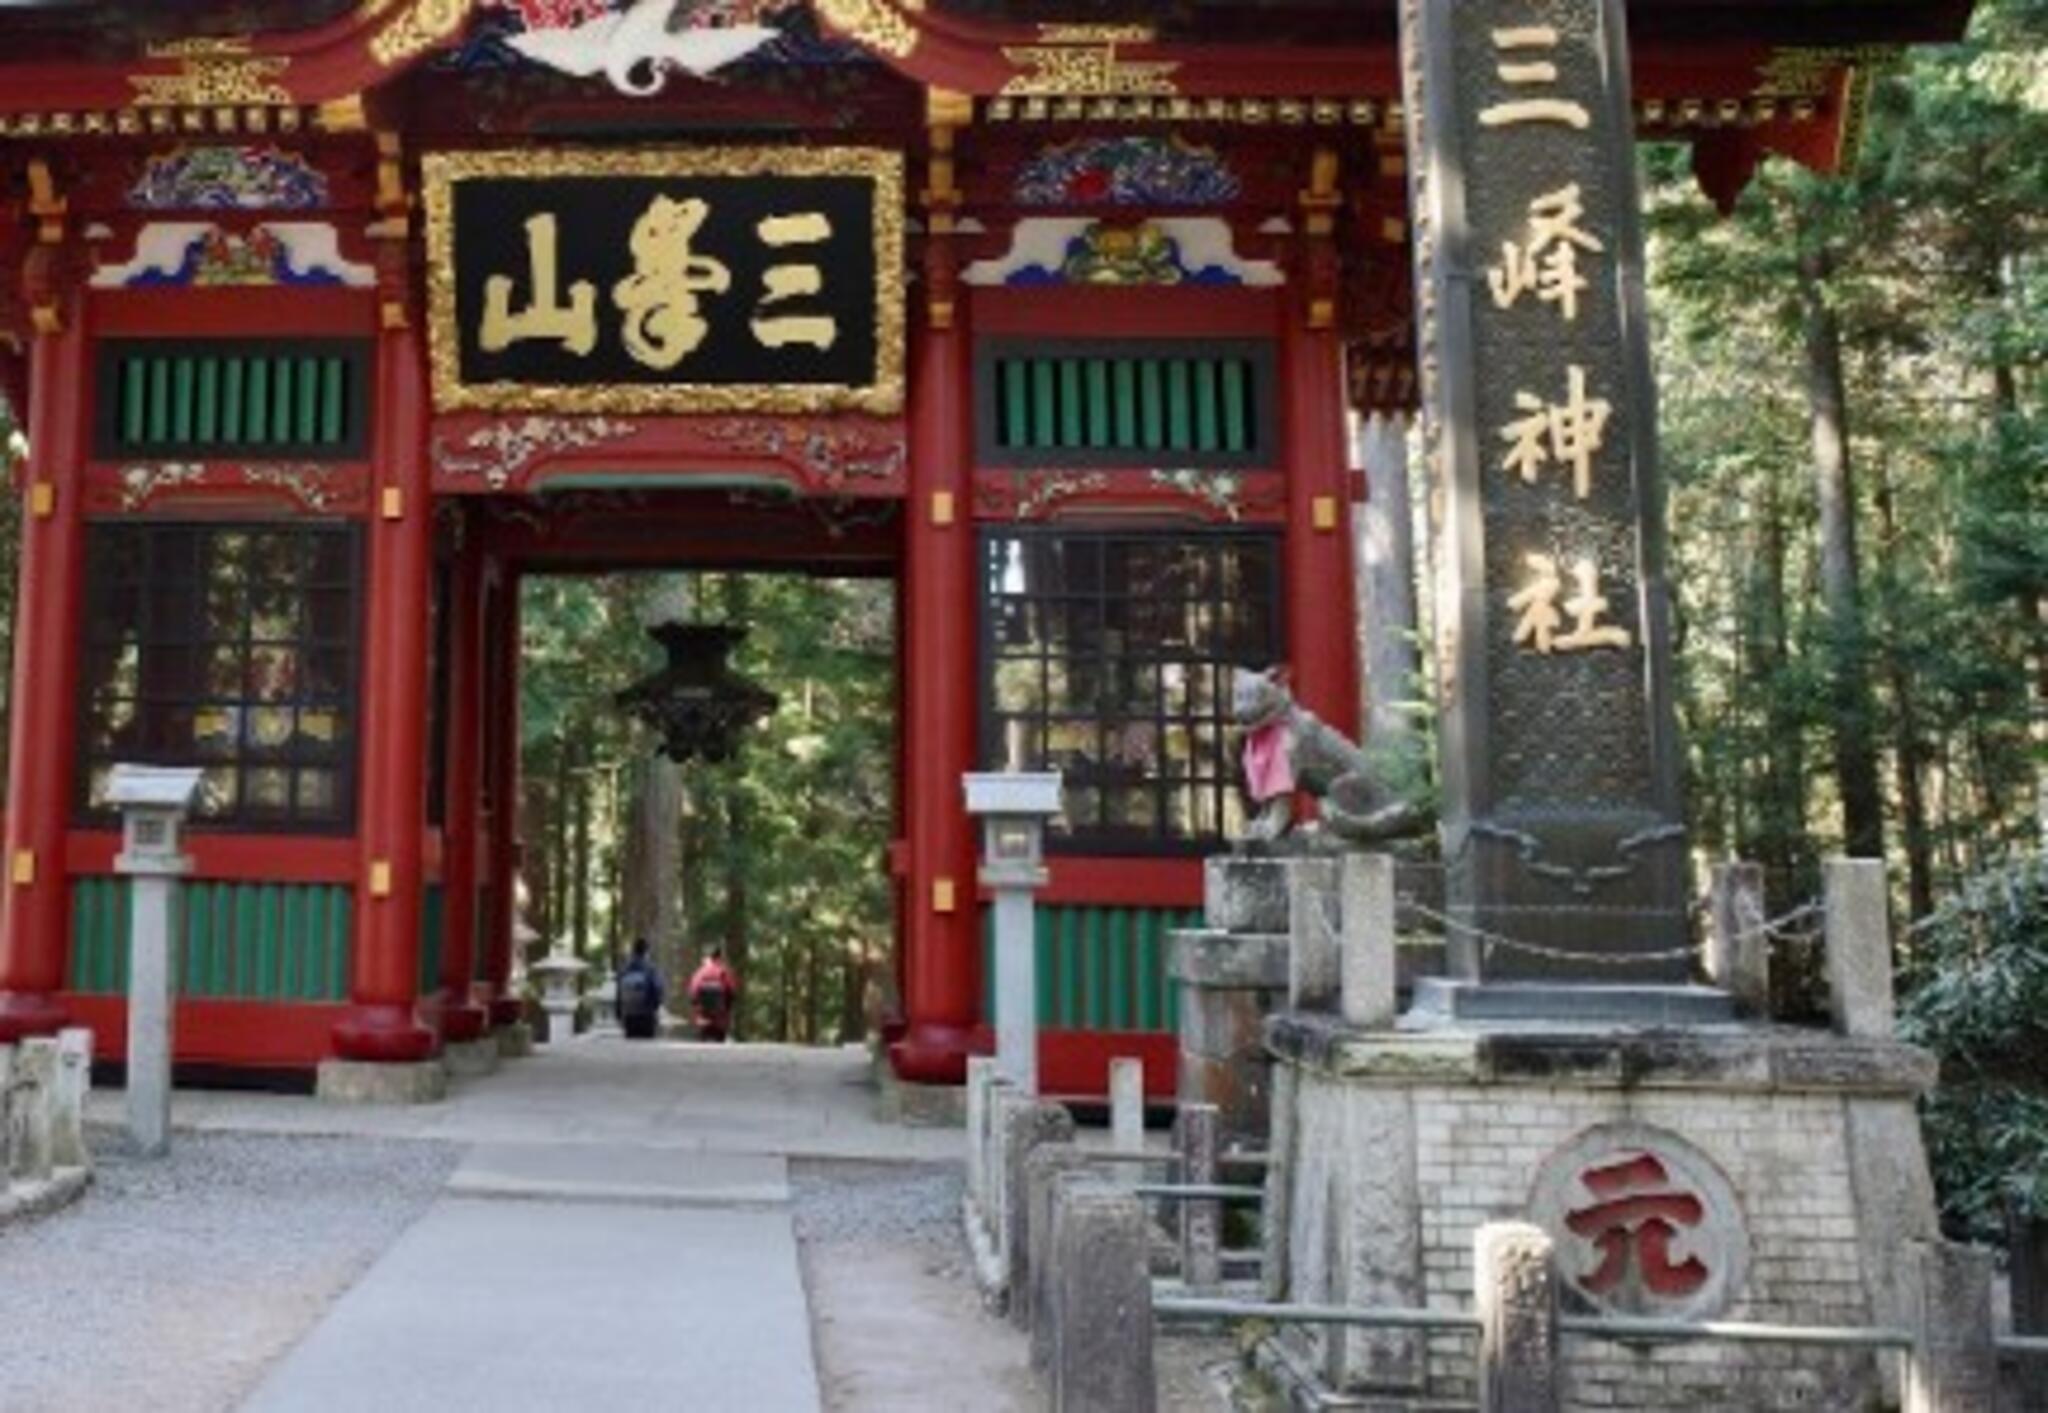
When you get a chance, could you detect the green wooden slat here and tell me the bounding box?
[1058,359,1083,448]
[259,883,283,999]
[1031,360,1056,449]
[271,357,294,446]
[246,358,269,443]
[147,359,171,444]
[223,358,244,445]
[1140,361,1164,449]
[1135,910,1160,1032]
[1113,360,1138,447]
[1107,909,1130,1030]
[1222,360,1248,452]
[235,884,259,997]
[182,886,204,994]
[93,880,115,993]
[197,358,220,443]
[1195,360,1221,452]
[121,360,147,446]
[1057,907,1080,1027]
[296,356,319,444]
[1167,360,1193,451]
[280,885,303,1000]
[1002,360,1028,449]
[1086,359,1110,449]
[331,892,351,1001]
[68,880,94,991]
[321,359,345,445]
[303,887,326,1000]
[172,358,195,443]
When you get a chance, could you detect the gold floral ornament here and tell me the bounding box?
[368,0,476,67]
[130,55,292,108]
[809,0,921,61]
[999,36,1180,97]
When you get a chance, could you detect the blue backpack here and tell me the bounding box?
[619,965,658,1019]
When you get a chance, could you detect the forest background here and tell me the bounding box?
[0,0,2038,1238]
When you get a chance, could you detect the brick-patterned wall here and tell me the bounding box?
[1287,1073,1885,1411]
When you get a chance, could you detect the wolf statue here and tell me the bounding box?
[1232,666,1430,846]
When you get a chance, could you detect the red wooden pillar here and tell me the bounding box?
[0,310,86,1042]
[890,280,981,1085]
[437,518,488,1042]
[1281,282,1361,740]
[480,564,523,1027]
[333,314,435,1063]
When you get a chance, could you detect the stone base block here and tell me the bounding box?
[874,1069,967,1127]
[443,1036,500,1079]
[1405,978,1737,1027]
[493,1021,534,1059]
[0,1166,91,1228]
[316,1058,448,1105]
[1263,1017,1942,1411]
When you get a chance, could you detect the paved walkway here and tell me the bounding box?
[86,1038,958,1412]
[87,1037,962,1163]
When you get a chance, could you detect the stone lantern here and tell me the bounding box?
[529,951,588,1046]
[963,771,1062,1094]
[105,763,202,1156]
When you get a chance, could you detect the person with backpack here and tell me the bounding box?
[615,937,665,1040]
[687,946,740,1042]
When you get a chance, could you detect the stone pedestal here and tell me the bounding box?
[1168,856,1292,1148]
[316,1058,449,1105]
[493,1020,534,1059]
[443,1035,500,1079]
[1261,1015,1942,1410]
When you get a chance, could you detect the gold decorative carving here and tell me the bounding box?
[119,462,206,510]
[999,40,1179,97]
[433,416,639,491]
[1036,24,1154,43]
[421,146,906,417]
[242,464,343,511]
[810,0,920,60]
[369,0,475,67]
[130,57,292,108]
[144,37,254,59]
[698,418,907,488]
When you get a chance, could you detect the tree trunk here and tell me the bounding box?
[1873,460,1936,921]
[571,742,592,960]
[1797,233,1885,861]
[719,574,752,1034]
[1353,412,1423,761]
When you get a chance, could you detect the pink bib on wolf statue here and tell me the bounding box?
[1242,719,1295,802]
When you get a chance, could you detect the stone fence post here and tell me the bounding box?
[1824,857,1895,1039]
[52,1028,91,1170]
[1903,1240,1997,1413]
[10,1037,57,1184]
[1051,1179,1156,1413]
[1474,1221,1560,1413]
[1177,1101,1222,1292]
[1339,852,1398,1028]
[1706,860,1771,1017]
[2009,1193,2048,1411]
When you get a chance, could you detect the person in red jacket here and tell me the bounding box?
[688,947,740,1042]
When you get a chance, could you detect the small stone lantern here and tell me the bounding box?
[529,950,588,1046]
[105,763,202,1157]
[963,771,1062,1094]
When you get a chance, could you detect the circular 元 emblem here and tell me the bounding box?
[1526,1122,1750,1321]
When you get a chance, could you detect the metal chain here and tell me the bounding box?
[1305,889,1830,969]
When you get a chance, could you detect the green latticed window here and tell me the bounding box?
[976,339,1273,468]
[95,338,370,460]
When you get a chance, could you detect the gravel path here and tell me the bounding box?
[0,1129,457,1413]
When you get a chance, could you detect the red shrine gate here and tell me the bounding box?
[0,0,1970,1093]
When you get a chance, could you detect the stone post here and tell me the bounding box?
[1109,1055,1144,1173]
[1824,857,1895,1039]
[51,1027,89,1169]
[965,772,1062,1096]
[1903,1240,1997,1413]
[1022,1149,1095,1356]
[1262,1060,1297,1302]
[1339,852,1398,1028]
[964,1056,1000,1224]
[1177,1101,1222,1291]
[1287,858,1342,1011]
[1051,1182,1157,1413]
[1474,1222,1560,1413]
[11,1037,56,1183]
[1002,1096,1076,1305]
[1706,860,1771,1016]
[108,763,200,1156]
[2009,1192,2048,1411]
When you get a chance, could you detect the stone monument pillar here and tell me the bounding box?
[106,763,201,1158]
[1403,0,1688,985]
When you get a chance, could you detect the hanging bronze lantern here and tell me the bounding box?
[615,623,779,764]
